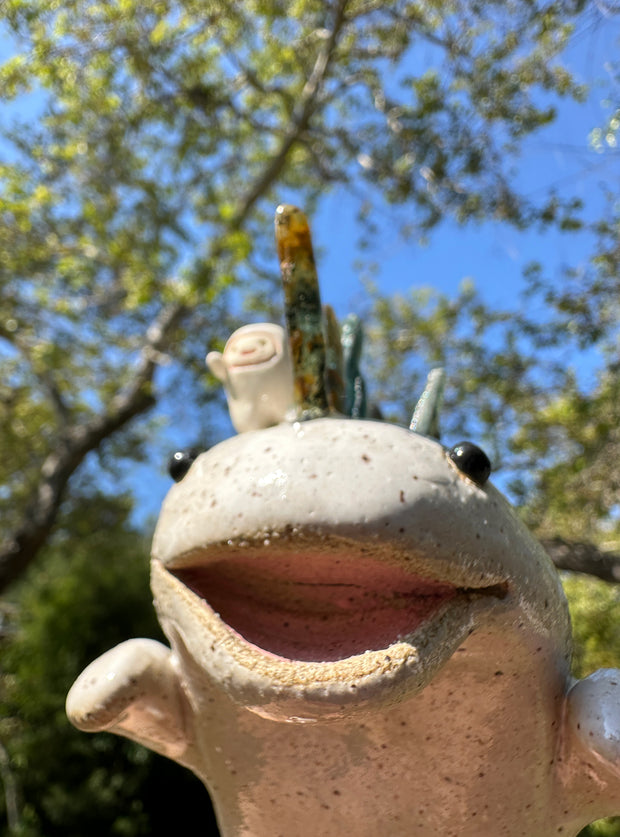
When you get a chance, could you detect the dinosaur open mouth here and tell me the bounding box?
[168,550,505,663]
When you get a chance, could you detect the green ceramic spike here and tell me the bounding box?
[323,304,345,414]
[341,313,367,418]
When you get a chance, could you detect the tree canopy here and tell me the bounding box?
[0,0,599,589]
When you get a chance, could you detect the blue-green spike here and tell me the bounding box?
[410,368,445,439]
[323,304,345,414]
[341,314,367,418]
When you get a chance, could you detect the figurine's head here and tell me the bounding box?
[206,323,294,433]
[212,325,283,370]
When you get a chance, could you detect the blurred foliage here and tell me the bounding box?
[579,817,620,837]
[566,575,620,682]
[0,493,216,836]
[582,820,620,837]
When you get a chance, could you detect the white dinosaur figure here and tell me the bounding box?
[67,418,620,836]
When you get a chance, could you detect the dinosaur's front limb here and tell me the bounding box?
[556,668,620,830]
[566,669,620,771]
[66,638,190,761]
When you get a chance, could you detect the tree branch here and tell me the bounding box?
[0,323,71,425]
[0,303,187,593]
[542,537,620,584]
[231,0,350,229]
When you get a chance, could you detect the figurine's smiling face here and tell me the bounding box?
[224,330,279,368]
[151,419,569,722]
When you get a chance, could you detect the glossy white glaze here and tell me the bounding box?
[67,418,620,835]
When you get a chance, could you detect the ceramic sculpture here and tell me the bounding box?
[67,206,620,837]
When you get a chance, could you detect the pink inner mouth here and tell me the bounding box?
[170,552,460,662]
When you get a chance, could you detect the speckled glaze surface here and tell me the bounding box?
[67,418,620,836]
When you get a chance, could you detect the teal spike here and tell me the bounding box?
[410,368,446,439]
[341,314,367,418]
[323,304,345,414]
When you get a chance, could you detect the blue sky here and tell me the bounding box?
[312,14,618,317]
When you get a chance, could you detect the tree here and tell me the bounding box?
[0,0,593,591]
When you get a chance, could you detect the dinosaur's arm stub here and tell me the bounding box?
[566,669,620,770]
[66,638,190,760]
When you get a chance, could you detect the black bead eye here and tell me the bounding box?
[168,448,201,482]
[447,442,491,486]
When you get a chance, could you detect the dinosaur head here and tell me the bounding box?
[151,418,570,723]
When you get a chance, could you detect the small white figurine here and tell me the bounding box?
[206,323,294,433]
